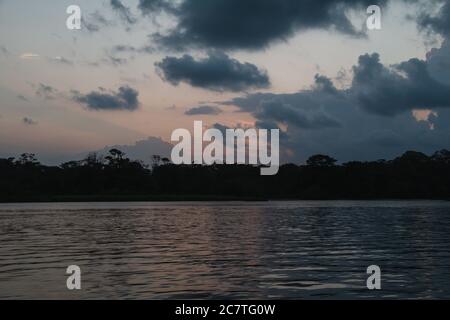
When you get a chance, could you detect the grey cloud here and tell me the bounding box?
[155,52,270,92]
[103,55,128,66]
[35,83,57,100]
[48,56,74,66]
[352,51,450,116]
[417,0,450,36]
[138,0,176,15]
[110,0,137,25]
[211,123,229,135]
[106,43,156,66]
[145,0,387,51]
[82,11,113,33]
[227,40,450,120]
[112,45,136,53]
[223,75,343,130]
[0,45,10,56]
[427,38,450,85]
[254,120,289,140]
[211,122,290,160]
[23,117,37,125]
[221,40,450,162]
[257,100,342,129]
[111,44,154,55]
[185,105,222,116]
[313,74,340,95]
[73,86,139,111]
[17,94,28,101]
[114,1,448,53]
[83,55,129,68]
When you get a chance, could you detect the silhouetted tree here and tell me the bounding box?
[151,155,162,169]
[1,149,450,201]
[432,149,450,164]
[16,153,39,166]
[395,151,429,163]
[306,155,337,167]
[162,157,171,165]
[105,149,128,168]
[83,152,104,168]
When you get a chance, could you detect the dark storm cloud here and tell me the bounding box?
[426,38,450,85]
[417,0,450,36]
[257,100,342,129]
[22,117,37,125]
[155,52,270,92]
[110,0,137,25]
[223,75,343,130]
[73,86,139,111]
[352,52,450,116]
[222,40,450,163]
[144,0,387,50]
[185,105,222,115]
[227,40,450,120]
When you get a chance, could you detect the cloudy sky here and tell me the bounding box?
[0,0,449,164]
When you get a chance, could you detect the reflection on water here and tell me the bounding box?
[1,201,450,299]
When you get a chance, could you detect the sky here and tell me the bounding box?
[0,0,450,164]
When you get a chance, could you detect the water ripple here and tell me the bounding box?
[1,201,450,299]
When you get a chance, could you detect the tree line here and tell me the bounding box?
[1,148,450,201]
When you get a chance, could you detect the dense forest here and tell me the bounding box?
[1,148,450,202]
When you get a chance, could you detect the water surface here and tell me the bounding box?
[1,201,450,299]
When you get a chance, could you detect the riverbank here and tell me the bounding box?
[1,194,449,203]
[0,194,270,203]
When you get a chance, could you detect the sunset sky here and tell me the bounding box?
[1,0,449,164]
